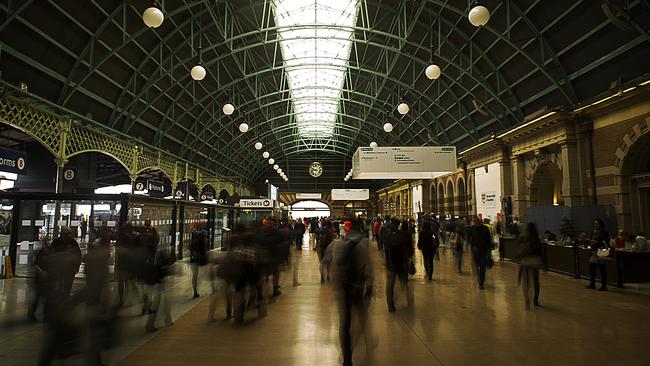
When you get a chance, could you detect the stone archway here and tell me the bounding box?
[617,120,650,233]
[437,182,445,217]
[529,161,563,206]
[430,184,437,214]
[446,180,455,217]
[457,176,467,218]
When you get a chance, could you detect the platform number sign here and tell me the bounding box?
[63,169,75,181]
[135,182,145,191]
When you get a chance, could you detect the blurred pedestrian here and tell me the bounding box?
[452,225,464,273]
[586,218,612,291]
[50,226,81,300]
[417,222,437,280]
[317,220,335,283]
[517,223,543,309]
[468,216,492,289]
[333,218,375,366]
[385,220,414,312]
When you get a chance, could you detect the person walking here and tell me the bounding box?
[333,218,374,366]
[517,223,543,309]
[586,218,612,291]
[452,225,464,273]
[468,216,492,289]
[49,226,81,300]
[417,222,438,280]
[294,218,306,250]
[317,220,335,283]
[385,220,414,312]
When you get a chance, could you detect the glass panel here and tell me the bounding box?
[274,0,359,138]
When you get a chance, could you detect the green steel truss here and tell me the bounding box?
[0,0,648,184]
[0,93,247,195]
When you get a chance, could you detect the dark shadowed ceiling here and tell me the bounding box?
[1,0,649,191]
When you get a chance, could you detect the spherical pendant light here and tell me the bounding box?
[370,141,378,148]
[383,122,394,133]
[468,5,490,27]
[142,7,164,28]
[262,151,270,159]
[238,122,248,133]
[254,142,263,150]
[425,64,441,80]
[273,164,279,170]
[278,169,283,174]
[222,103,235,115]
[268,158,275,165]
[397,102,410,115]
[190,64,206,81]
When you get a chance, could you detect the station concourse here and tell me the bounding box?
[1,1,650,365]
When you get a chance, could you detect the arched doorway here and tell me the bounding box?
[457,177,467,218]
[430,184,437,214]
[290,200,331,220]
[446,180,455,217]
[622,133,650,233]
[437,182,445,217]
[530,162,563,206]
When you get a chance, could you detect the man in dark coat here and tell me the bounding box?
[468,216,493,289]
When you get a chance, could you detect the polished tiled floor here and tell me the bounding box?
[3,238,650,365]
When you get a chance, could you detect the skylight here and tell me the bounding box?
[273,0,358,138]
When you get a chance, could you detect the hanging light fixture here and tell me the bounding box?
[142,5,164,28]
[425,2,441,80]
[238,122,249,133]
[397,88,410,115]
[254,142,263,150]
[278,169,283,174]
[425,64,441,80]
[222,102,235,115]
[190,16,206,81]
[397,101,410,115]
[262,151,270,159]
[468,3,490,27]
[222,90,235,115]
[191,64,206,81]
[273,164,279,170]
[384,122,394,133]
[370,141,378,148]
[268,158,275,165]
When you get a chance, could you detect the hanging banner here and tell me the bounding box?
[352,146,456,179]
[331,189,370,201]
[0,147,27,175]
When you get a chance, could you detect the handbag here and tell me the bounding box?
[596,248,611,258]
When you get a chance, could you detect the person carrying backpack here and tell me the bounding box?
[333,218,374,366]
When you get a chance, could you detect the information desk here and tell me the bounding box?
[500,237,650,287]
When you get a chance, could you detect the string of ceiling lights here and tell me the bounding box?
[254,141,289,182]
[141,1,491,180]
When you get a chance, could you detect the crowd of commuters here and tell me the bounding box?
[21,206,642,366]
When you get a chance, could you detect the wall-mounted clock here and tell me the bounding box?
[308,161,324,178]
